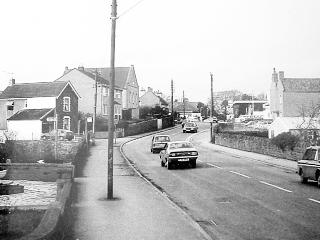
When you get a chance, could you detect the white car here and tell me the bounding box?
[160,141,198,169]
[297,146,320,187]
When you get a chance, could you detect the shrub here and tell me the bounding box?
[271,132,300,151]
[222,130,268,138]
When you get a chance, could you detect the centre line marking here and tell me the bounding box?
[229,171,251,179]
[259,181,292,193]
[207,163,223,169]
[309,198,320,204]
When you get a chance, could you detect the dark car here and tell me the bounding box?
[151,135,171,153]
[183,122,198,133]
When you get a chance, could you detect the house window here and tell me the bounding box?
[103,104,108,115]
[7,100,14,111]
[63,116,71,130]
[115,90,121,99]
[63,97,70,112]
[102,87,108,96]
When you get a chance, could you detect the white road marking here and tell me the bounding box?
[210,219,217,226]
[207,163,223,169]
[309,198,320,204]
[259,181,292,193]
[229,170,251,179]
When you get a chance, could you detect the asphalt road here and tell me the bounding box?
[122,122,320,240]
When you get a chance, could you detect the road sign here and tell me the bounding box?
[87,117,93,123]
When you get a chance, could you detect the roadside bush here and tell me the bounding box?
[271,132,300,151]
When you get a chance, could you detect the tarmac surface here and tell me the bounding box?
[63,129,299,240]
[63,137,210,240]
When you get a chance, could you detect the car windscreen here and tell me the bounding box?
[169,142,193,149]
[302,149,317,160]
[155,136,170,142]
[185,123,195,127]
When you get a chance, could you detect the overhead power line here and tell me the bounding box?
[117,0,147,19]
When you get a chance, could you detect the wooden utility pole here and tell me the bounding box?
[183,90,185,118]
[93,69,98,135]
[210,73,214,117]
[107,0,117,199]
[171,79,174,125]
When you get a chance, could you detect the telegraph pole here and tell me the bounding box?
[210,73,214,117]
[93,69,98,135]
[171,79,174,125]
[183,90,185,118]
[107,0,117,199]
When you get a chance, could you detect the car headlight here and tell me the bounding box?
[191,151,198,156]
[170,153,177,157]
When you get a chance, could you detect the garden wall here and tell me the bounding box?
[215,132,307,161]
[4,139,85,163]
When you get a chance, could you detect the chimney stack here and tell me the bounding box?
[278,71,284,80]
[9,78,15,86]
[147,87,153,92]
[272,68,278,84]
[64,66,69,74]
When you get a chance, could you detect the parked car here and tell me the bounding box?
[183,122,198,133]
[151,135,171,153]
[41,129,74,141]
[297,146,320,187]
[160,141,198,169]
[203,116,218,123]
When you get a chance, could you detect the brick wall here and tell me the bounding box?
[215,132,307,161]
[6,139,85,163]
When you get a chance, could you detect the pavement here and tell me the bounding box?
[64,129,298,240]
[64,136,211,240]
[190,129,297,172]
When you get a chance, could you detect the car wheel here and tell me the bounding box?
[161,160,165,167]
[183,130,186,133]
[151,148,153,153]
[167,160,172,170]
[317,171,320,188]
[300,170,308,183]
[190,160,196,168]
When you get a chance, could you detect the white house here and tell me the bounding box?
[268,117,320,138]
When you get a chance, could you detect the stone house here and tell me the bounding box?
[270,68,320,119]
[139,87,168,109]
[86,65,139,119]
[0,81,79,139]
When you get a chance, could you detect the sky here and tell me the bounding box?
[0,0,320,103]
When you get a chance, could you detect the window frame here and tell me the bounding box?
[63,97,71,112]
[63,116,71,130]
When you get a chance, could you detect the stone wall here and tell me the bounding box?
[6,139,84,163]
[125,119,158,136]
[0,163,74,182]
[215,132,307,161]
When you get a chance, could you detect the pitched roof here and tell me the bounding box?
[174,101,198,112]
[158,96,168,106]
[281,78,320,92]
[85,67,130,89]
[7,108,53,121]
[0,82,69,99]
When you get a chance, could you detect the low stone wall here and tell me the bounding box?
[0,163,74,182]
[215,132,307,161]
[6,138,85,163]
[125,119,158,136]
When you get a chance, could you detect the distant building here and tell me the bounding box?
[139,87,168,109]
[270,68,320,119]
[171,99,199,118]
[232,100,268,119]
